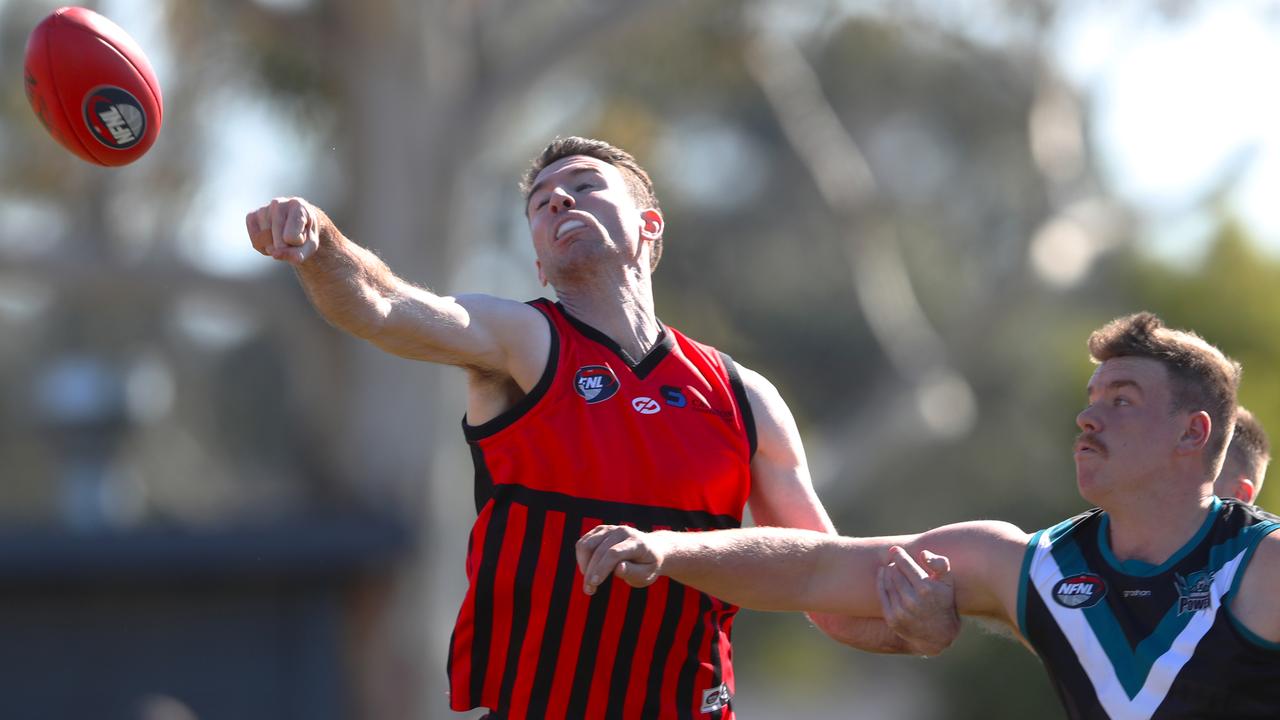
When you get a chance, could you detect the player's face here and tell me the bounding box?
[1074,357,1185,504]
[525,155,647,287]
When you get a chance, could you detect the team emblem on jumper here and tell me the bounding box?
[1052,573,1108,609]
[700,683,731,713]
[1174,570,1213,615]
[574,365,620,403]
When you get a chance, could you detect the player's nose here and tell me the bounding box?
[548,188,574,214]
[1076,406,1101,433]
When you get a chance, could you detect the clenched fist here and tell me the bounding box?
[246,197,321,265]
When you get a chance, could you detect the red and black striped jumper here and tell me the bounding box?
[448,299,756,719]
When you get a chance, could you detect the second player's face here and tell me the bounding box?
[1074,356,1185,504]
[525,155,645,286]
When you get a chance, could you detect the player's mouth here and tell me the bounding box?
[1074,435,1106,459]
[555,218,587,241]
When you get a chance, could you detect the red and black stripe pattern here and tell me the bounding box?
[449,485,739,719]
[450,300,753,718]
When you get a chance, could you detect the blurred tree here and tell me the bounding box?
[5,0,1279,718]
[1128,219,1280,509]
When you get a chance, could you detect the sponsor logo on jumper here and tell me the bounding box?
[83,86,146,149]
[1122,589,1152,598]
[574,365,620,403]
[700,683,731,713]
[632,397,661,415]
[1053,573,1108,609]
[660,385,687,407]
[681,385,736,422]
[1174,570,1213,615]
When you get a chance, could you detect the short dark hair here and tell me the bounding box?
[1087,312,1242,471]
[520,136,663,271]
[1228,406,1270,493]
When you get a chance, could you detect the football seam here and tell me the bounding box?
[42,16,100,163]
[70,21,165,126]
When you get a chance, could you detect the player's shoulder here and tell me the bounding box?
[451,293,552,336]
[940,518,1030,539]
[1253,526,1280,566]
[1231,523,1280,643]
[728,361,786,408]
[452,292,545,317]
[1233,521,1280,600]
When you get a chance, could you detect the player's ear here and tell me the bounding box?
[1176,411,1212,456]
[535,259,548,287]
[1236,478,1257,504]
[639,208,663,241]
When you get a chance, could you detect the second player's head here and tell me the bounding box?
[1075,312,1241,505]
[1215,406,1270,504]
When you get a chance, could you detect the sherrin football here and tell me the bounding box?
[23,6,163,166]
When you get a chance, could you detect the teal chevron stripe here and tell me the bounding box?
[1048,513,1090,542]
[1131,601,1195,679]
[1051,535,1147,698]
[1222,521,1278,599]
[1018,529,1047,637]
[1050,514,1268,702]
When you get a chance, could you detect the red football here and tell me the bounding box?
[23,6,163,166]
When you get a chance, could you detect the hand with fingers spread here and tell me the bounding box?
[876,545,960,657]
[575,524,667,595]
[245,196,323,266]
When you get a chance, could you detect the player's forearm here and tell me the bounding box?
[655,528,879,614]
[293,219,418,344]
[808,613,915,654]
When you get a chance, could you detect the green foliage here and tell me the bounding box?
[1129,220,1280,508]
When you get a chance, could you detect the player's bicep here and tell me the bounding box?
[800,535,918,616]
[905,521,1029,624]
[739,364,834,533]
[372,291,547,382]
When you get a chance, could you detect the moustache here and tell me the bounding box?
[1075,432,1107,458]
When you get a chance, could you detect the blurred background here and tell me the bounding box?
[3,0,1280,718]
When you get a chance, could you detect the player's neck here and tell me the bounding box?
[1103,491,1216,567]
[557,274,659,362]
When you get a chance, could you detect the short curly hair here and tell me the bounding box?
[1088,312,1242,471]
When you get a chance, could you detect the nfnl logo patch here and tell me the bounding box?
[1174,570,1213,615]
[1053,573,1107,609]
[83,86,146,149]
[574,365,619,403]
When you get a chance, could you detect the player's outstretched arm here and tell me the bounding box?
[245,197,545,375]
[575,521,1028,626]
[1231,530,1280,643]
[731,364,961,655]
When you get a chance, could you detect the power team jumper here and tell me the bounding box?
[449,300,756,719]
[1020,497,1280,719]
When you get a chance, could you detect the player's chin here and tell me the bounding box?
[1075,471,1105,505]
